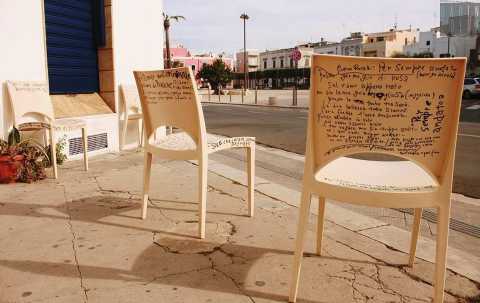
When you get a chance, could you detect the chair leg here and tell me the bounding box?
[137,119,143,147]
[198,156,208,239]
[121,116,128,150]
[141,152,152,219]
[82,127,89,171]
[43,131,48,146]
[140,120,145,147]
[434,205,451,303]
[289,189,312,303]
[316,196,326,256]
[49,128,58,179]
[247,145,255,217]
[408,208,423,267]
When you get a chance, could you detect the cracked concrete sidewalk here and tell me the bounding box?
[0,149,479,303]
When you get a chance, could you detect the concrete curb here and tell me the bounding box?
[201,100,308,110]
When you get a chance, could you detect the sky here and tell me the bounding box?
[163,0,440,56]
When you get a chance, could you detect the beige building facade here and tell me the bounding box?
[235,50,260,73]
[362,28,419,57]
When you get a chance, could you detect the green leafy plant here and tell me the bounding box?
[44,135,68,166]
[0,127,49,183]
[196,59,233,94]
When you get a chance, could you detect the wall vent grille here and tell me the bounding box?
[68,133,108,155]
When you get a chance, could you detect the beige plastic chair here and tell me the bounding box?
[289,55,466,303]
[134,67,255,239]
[120,84,144,149]
[6,81,89,178]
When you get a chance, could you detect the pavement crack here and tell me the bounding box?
[93,176,136,199]
[143,266,214,286]
[213,266,256,303]
[150,202,180,225]
[62,186,89,303]
[225,220,238,238]
[355,223,390,232]
[208,185,246,202]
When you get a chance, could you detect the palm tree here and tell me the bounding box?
[163,13,185,68]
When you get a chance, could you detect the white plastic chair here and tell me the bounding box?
[289,55,466,303]
[134,67,255,239]
[120,84,144,149]
[6,81,89,177]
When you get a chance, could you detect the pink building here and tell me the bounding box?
[164,46,233,78]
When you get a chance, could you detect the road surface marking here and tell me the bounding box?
[459,133,480,138]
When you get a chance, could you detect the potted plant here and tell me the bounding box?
[0,127,49,183]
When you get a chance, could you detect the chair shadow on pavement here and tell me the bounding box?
[0,239,383,303]
[0,196,385,302]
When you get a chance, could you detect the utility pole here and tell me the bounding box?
[240,13,249,103]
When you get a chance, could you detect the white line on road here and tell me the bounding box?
[459,133,480,138]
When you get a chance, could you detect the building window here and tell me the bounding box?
[405,37,408,45]
[263,59,267,69]
[426,40,431,46]
[272,58,276,69]
[280,57,284,68]
[370,38,374,43]
[290,58,294,67]
[377,37,384,42]
[191,65,196,72]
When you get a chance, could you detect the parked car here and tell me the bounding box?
[463,78,480,99]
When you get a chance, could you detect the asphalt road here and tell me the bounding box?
[203,102,480,198]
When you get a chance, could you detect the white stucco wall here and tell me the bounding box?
[112,0,165,147]
[314,44,341,55]
[0,0,48,138]
[404,31,476,58]
[113,0,164,110]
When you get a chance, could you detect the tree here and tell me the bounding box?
[197,59,233,94]
[163,13,185,69]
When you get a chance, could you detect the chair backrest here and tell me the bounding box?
[6,81,55,125]
[307,55,466,181]
[133,67,206,145]
[120,84,142,115]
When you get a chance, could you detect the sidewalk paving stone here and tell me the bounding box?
[0,151,478,303]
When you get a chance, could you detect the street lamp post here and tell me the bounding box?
[447,32,452,57]
[240,13,249,103]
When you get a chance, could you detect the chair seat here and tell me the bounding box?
[314,157,438,193]
[151,132,254,153]
[54,118,86,132]
[152,132,196,151]
[127,113,143,120]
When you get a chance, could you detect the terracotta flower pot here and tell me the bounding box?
[0,154,24,184]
